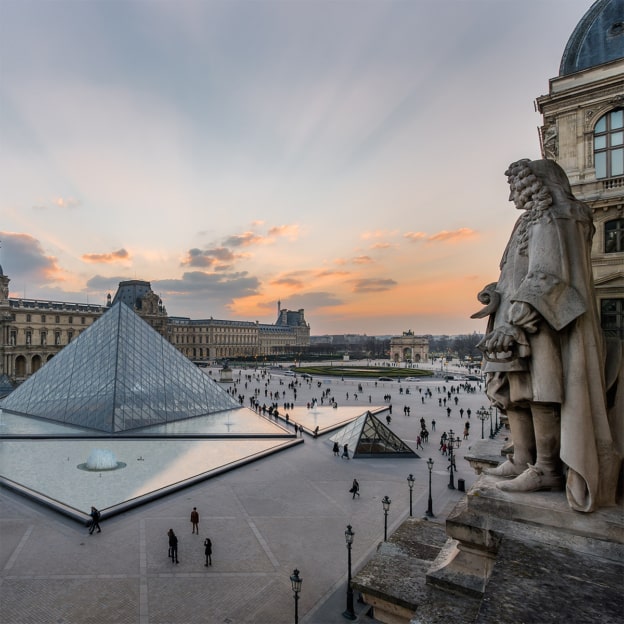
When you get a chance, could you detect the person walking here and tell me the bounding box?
[168,528,179,564]
[342,444,350,460]
[332,441,340,456]
[350,478,360,499]
[190,507,200,534]
[88,506,101,535]
[204,537,212,566]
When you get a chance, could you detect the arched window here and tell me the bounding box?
[594,109,624,179]
[605,219,624,253]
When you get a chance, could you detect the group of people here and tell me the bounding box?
[333,441,350,459]
[90,505,214,567]
[166,507,213,566]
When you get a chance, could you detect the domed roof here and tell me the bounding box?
[560,0,624,76]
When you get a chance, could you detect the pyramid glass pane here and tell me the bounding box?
[1,302,239,433]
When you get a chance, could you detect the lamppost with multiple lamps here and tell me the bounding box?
[447,430,461,489]
[382,496,391,541]
[476,405,491,440]
[426,458,435,517]
[290,569,302,624]
[342,525,356,620]
[406,474,415,517]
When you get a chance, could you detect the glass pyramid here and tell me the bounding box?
[1,302,240,433]
[329,411,417,457]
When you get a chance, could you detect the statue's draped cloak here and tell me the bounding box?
[486,200,619,512]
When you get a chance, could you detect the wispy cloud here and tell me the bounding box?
[82,248,130,264]
[404,228,477,244]
[352,255,373,264]
[428,228,477,243]
[33,197,81,211]
[267,224,300,240]
[404,231,428,242]
[351,277,397,293]
[223,232,266,248]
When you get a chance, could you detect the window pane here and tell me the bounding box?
[611,109,623,129]
[595,151,607,178]
[595,135,607,149]
[595,116,607,133]
[612,148,624,177]
[612,131,624,146]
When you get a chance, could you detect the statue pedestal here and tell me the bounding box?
[352,474,624,624]
[428,475,623,598]
[219,366,233,383]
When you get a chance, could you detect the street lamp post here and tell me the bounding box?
[407,474,415,517]
[447,430,461,490]
[476,406,491,440]
[426,458,434,517]
[290,569,302,624]
[343,525,356,620]
[382,496,391,541]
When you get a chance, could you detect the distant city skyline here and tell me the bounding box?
[0,0,590,335]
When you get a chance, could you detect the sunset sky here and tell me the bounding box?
[0,0,591,336]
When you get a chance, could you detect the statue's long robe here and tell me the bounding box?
[486,199,619,512]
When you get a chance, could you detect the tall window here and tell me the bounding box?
[595,109,624,179]
[601,299,624,339]
[605,219,624,253]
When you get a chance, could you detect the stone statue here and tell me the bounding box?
[473,158,621,513]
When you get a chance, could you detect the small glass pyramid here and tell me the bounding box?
[1,302,240,432]
[329,411,416,457]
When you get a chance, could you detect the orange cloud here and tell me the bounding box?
[270,277,305,289]
[404,228,478,244]
[82,248,130,264]
[427,228,477,243]
[404,231,428,242]
[352,255,373,264]
[223,231,265,247]
[316,269,351,278]
[351,278,397,293]
[361,229,398,240]
[267,224,300,240]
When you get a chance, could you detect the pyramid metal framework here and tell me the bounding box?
[1,302,239,432]
[329,411,417,457]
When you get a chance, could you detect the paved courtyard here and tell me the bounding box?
[0,364,496,623]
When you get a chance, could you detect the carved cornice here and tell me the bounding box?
[537,81,624,116]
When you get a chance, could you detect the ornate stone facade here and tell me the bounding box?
[535,0,624,338]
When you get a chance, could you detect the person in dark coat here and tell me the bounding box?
[88,506,101,534]
[204,537,212,566]
[351,478,360,499]
[168,529,179,563]
[190,507,199,534]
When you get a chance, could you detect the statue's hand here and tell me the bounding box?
[477,324,530,362]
